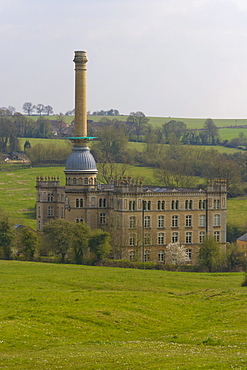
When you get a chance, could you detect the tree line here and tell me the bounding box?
[90,121,247,196]
[0,114,72,154]
[0,210,111,264]
[0,209,246,272]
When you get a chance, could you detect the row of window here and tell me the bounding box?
[127,199,222,211]
[129,231,220,246]
[44,209,221,230]
[40,196,223,212]
[75,198,107,208]
[46,206,65,217]
[129,214,221,228]
[129,249,192,263]
[66,177,96,186]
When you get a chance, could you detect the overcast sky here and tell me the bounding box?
[1,0,247,118]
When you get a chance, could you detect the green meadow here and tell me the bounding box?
[18,137,72,151]
[0,260,246,369]
[26,114,247,129]
[218,127,247,141]
[18,137,241,155]
[127,141,240,154]
[89,115,247,129]
[226,196,247,227]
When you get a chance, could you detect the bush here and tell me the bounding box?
[241,273,247,287]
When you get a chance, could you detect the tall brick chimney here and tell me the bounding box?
[73,50,88,143]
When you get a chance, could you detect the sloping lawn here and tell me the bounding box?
[0,261,246,369]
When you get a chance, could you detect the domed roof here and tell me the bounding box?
[64,146,97,173]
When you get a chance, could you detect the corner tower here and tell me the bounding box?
[64,51,97,188]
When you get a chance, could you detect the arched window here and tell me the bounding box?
[48,206,54,217]
[185,200,192,210]
[214,199,220,209]
[129,201,136,211]
[76,198,83,208]
[199,200,206,210]
[172,200,178,210]
[99,198,107,207]
[84,178,88,185]
[47,193,54,202]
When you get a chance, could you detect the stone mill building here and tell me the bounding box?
[36,51,227,264]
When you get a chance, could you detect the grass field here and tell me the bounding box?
[18,137,241,155]
[0,165,65,228]
[127,141,240,155]
[89,115,247,130]
[0,260,246,369]
[26,114,247,129]
[218,127,247,141]
[226,196,247,227]
[18,137,72,152]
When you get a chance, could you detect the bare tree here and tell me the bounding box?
[0,106,15,116]
[45,105,53,115]
[23,102,35,115]
[35,104,45,116]
[127,111,149,141]
[97,162,130,184]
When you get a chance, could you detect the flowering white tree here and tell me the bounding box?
[165,243,189,266]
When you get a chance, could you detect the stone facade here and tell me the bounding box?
[36,177,227,264]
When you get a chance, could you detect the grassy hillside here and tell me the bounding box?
[218,127,247,141]
[25,114,247,129]
[127,141,240,154]
[226,196,247,226]
[0,260,246,369]
[18,137,241,155]
[22,115,247,143]
[89,115,247,129]
[0,165,65,228]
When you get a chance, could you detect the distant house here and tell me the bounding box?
[236,234,247,256]
[50,120,73,137]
